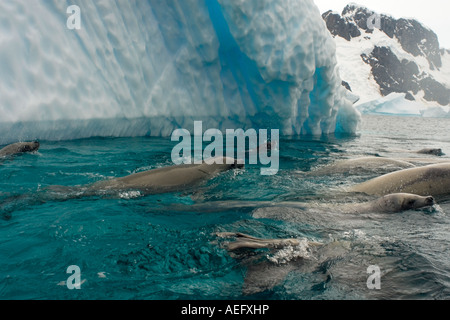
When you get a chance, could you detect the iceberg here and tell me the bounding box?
[420,106,450,118]
[356,93,424,116]
[356,92,450,118]
[0,0,360,145]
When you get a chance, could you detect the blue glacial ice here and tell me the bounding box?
[0,0,360,145]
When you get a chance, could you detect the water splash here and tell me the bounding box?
[266,239,314,265]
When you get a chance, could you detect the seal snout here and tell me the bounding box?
[227,157,244,169]
[231,160,245,169]
[28,141,40,152]
[425,196,435,205]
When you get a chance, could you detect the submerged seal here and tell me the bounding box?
[343,193,435,214]
[380,148,445,156]
[416,148,444,156]
[303,157,415,176]
[49,157,244,197]
[171,193,435,216]
[249,193,435,219]
[0,141,40,157]
[216,232,304,251]
[351,163,450,197]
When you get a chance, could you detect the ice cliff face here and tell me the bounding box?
[0,0,360,145]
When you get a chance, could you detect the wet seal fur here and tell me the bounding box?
[0,141,40,157]
[216,232,305,251]
[343,193,435,214]
[351,163,450,198]
[184,193,435,216]
[303,157,415,176]
[49,156,244,197]
[416,148,444,156]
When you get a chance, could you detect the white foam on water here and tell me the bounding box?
[266,239,313,265]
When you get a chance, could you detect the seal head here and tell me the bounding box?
[376,193,435,213]
[416,148,444,156]
[0,141,40,157]
[18,141,40,153]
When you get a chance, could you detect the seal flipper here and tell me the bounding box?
[216,232,322,295]
[216,232,299,295]
[217,232,301,251]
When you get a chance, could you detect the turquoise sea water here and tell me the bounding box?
[1,115,449,300]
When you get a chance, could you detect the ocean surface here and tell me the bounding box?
[1,114,449,300]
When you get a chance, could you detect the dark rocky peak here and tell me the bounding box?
[341,4,377,32]
[322,3,449,107]
[327,3,442,69]
[394,18,441,69]
[361,46,420,97]
[341,4,398,38]
[361,46,450,106]
[322,10,360,41]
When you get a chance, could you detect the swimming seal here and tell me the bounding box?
[350,163,450,197]
[0,141,40,157]
[216,232,304,251]
[416,148,444,156]
[304,157,415,176]
[47,156,244,197]
[343,193,435,214]
[170,192,435,217]
[249,193,435,220]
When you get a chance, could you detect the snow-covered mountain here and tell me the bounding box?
[322,3,450,117]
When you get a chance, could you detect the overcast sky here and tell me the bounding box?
[314,0,450,48]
